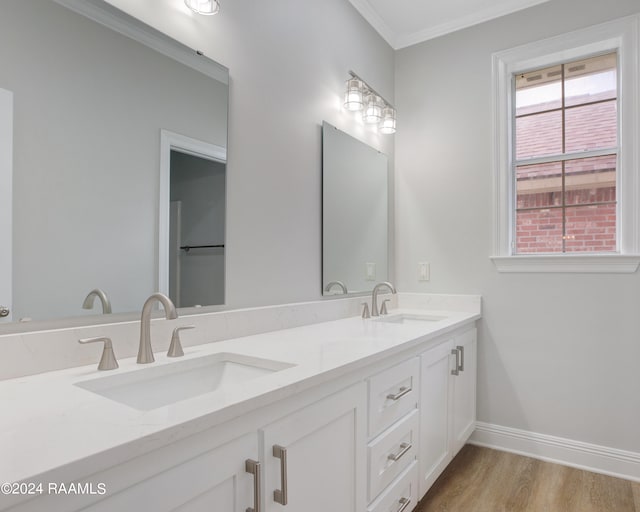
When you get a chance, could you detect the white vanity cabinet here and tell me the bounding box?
[6,386,366,512]
[261,383,367,512]
[451,328,477,455]
[6,429,260,512]
[418,340,453,496]
[418,327,477,497]
[81,433,259,512]
[86,383,367,512]
[4,321,478,512]
[366,357,420,507]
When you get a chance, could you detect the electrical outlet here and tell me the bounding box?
[418,262,430,281]
[366,262,376,281]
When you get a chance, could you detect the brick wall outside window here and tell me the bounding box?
[515,82,617,253]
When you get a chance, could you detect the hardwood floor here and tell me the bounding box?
[416,445,640,512]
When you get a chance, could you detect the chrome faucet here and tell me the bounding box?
[324,280,348,294]
[371,282,396,317]
[82,288,112,314]
[137,293,178,364]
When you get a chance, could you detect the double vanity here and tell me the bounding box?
[0,293,480,512]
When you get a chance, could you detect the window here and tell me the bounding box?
[491,15,640,273]
[514,53,618,254]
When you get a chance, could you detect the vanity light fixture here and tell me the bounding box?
[343,71,396,135]
[184,0,220,15]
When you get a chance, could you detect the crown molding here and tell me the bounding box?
[350,0,551,51]
[347,0,397,48]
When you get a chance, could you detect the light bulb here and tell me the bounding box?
[184,0,220,15]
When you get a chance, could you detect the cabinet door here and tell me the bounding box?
[82,433,259,512]
[262,383,366,512]
[451,328,477,455]
[419,340,453,498]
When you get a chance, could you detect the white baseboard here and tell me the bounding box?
[469,422,640,483]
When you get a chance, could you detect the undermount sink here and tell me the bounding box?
[75,352,295,411]
[375,313,447,324]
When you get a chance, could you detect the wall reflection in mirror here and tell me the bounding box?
[0,0,228,325]
[322,122,388,295]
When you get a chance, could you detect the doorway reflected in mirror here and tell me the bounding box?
[169,151,225,308]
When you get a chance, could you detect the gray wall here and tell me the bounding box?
[104,0,395,308]
[170,152,225,307]
[0,0,227,320]
[395,0,640,452]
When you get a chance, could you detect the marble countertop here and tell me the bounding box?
[0,306,480,486]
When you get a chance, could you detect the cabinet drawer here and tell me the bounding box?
[368,409,419,502]
[368,357,419,437]
[367,461,419,512]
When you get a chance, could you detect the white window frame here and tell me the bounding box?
[491,14,640,273]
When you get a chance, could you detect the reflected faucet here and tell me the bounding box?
[137,293,178,364]
[324,280,348,294]
[82,288,112,314]
[371,282,396,317]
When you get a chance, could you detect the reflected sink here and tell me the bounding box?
[75,352,295,411]
[375,313,447,324]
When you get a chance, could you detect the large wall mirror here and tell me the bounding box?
[322,122,389,296]
[0,0,228,329]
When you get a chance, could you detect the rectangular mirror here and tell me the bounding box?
[322,122,389,295]
[0,0,228,327]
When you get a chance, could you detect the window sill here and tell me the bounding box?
[490,254,640,273]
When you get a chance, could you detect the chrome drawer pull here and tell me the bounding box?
[388,442,412,462]
[245,459,261,512]
[457,345,465,372]
[273,445,288,505]
[386,386,411,401]
[451,348,459,376]
[397,497,411,512]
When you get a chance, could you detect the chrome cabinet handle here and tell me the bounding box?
[451,348,459,376]
[397,497,411,512]
[387,442,412,462]
[457,345,465,372]
[0,306,9,318]
[387,386,411,401]
[245,459,261,512]
[273,445,288,505]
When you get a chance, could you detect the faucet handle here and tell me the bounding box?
[168,325,195,358]
[361,302,371,319]
[78,336,119,371]
[380,299,391,315]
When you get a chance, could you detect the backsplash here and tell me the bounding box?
[0,293,480,380]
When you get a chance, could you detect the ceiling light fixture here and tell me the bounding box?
[343,71,396,135]
[184,0,220,15]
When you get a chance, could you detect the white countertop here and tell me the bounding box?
[0,307,479,486]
